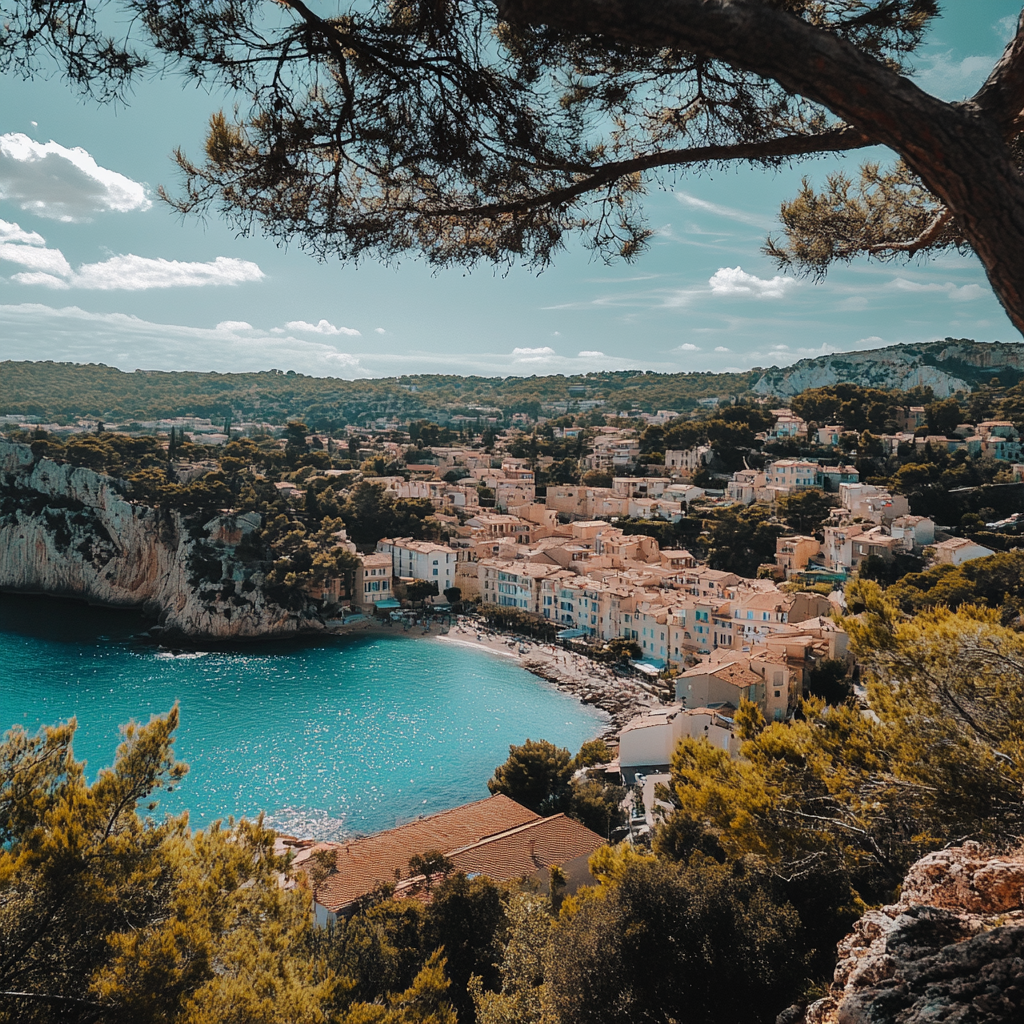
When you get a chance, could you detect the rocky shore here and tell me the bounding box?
[439,622,665,739]
[0,440,322,640]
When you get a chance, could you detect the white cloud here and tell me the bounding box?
[578,350,604,358]
[0,240,72,277]
[889,278,985,301]
[0,224,264,290]
[837,295,869,311]
[676,343,700,351]
[6,252,264,290]
[0,219,45,246]
[0,303,369,377]
[512,346,557,362]
[374,327,386,334]
[674,191,776,230]
[714,346,731,352]
[913,52,998,99]
[0,132,151,221]
[996,15,1018,42]
[708,266,800,299]
[285,318,361,337]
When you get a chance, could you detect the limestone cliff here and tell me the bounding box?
[0,440,325,640]
[753,339,1024,398]
[781,844,1024,1024]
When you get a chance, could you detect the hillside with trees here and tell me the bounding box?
[0,361,759,428]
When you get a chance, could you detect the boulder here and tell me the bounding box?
[784,843,1024,1024]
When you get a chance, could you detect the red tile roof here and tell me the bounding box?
[450,814,605,880]
[311,794,539,912]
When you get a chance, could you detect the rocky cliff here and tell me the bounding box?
[0,440,325,640]
[781,844,1024,1024]
[753,339,1024,398]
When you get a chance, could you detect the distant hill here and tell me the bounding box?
[3,338,1024,426]
[753,339,1024,398]
[0,361,759,425]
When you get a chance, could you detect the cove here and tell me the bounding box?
[1,594,606,838]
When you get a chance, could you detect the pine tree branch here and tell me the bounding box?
[972,11,1024,132]
[419,126,870,218]
[866,207,952,254]
[499,0,1024,337]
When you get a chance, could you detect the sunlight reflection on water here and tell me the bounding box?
[2,595,606,838]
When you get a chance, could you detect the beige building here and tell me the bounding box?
[775,535,821,578]
[356,552,395,608]
[675,661,766,713]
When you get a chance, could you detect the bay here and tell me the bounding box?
[0,594,606,838]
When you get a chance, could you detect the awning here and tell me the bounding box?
[557,628,588,639]
[375,599,401,609]
[631,661,661,677]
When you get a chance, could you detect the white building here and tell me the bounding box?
[889,515,935,551]
[931,538,996,566]
[618,704,740,782]
[376,538,456,594]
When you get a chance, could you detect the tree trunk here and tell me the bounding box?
[500,0,1024,337]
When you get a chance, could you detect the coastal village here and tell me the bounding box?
[8,0,1024,1015]
[7,381,1022,926]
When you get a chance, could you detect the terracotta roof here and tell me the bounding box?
[449,814,605,880]
[313,794,539,912]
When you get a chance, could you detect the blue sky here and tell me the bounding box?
[0,1,1021,379]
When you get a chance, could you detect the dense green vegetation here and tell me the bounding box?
[0,361,760,427]
[885,550,1024,620]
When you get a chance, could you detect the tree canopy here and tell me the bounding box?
[656,582,1024,904]
[0,708,335,1024]
[6,2,1024,331]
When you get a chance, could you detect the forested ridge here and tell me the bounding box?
[0,361,760,426]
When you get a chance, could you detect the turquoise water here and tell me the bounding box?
[1,595,605,838]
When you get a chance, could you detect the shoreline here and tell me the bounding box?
[0,587,655,743]
[332,613,662,741]
[435,621,662,740]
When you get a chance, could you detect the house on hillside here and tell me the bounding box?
[775,535,821,579]
[931,538,996,566]
[676,660,766,712]
[618,704,742,783]
[287,794,605,923]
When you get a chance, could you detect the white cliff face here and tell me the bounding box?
[749,338,1024,399]
[0,441,324,640]
[753,348,971,398]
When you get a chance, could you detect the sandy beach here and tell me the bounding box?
[330,612,664,741]
[436,621,663,739]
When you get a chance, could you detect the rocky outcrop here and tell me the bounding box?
[0,440,324,640]
[753,339,1024,398]
[782,844,1024,1024]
